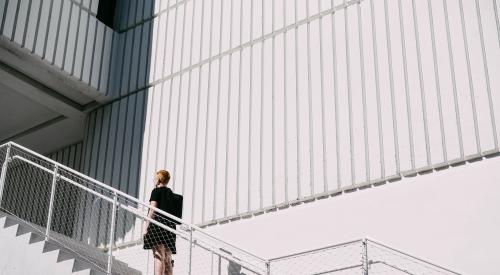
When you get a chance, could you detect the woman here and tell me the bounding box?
[144,170,177,275]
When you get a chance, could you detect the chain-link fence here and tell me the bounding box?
[268,240,365,274]
[365,240,463,275]
[0,142,268,275]
[268,239,462,275]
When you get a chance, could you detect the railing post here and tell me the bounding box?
[0,144,12,206]
[107,192,118,275]
[362,239,369,275]
[210,251,214,275]
[266,260,271,275]
[45,164,59,241]
[217,254,222,275]
[188,227,194,275]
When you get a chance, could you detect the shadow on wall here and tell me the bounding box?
[1,160,54,232]
[73,0,155,247]
[0,142,85,238]
[0,0,157,248]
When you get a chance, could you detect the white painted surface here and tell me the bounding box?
[205,156,500,275]
[0,216,92,275]
[78,0,500,254]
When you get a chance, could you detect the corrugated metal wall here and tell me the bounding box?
[80,92,148,244]
[47,141,84,171]
[82,0,500,231]
[82,93,148,197]
[0,0,114,94]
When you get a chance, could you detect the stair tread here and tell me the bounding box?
[0,211,141,275]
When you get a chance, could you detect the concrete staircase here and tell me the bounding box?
[0,211,141,275]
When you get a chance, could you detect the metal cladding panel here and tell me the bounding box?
[0,0,113,97]
[77,0,500,228]
[47,142,84,172]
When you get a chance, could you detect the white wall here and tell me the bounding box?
[205,155,500,275]
[77,0,500,246]
[130,0,500,227]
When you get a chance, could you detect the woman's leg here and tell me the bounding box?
[152,245,165,275]
[163,247,173,275]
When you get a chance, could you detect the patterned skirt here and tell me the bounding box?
[143,222,177,254]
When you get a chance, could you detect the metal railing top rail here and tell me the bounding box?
[268,238,463,275]
[0,142,268,266]
[366,238,463,275]
[3,153,266,274]
[267,239,364,262]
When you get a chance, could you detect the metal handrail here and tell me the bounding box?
[0,142,268,273]
[267,239,364,262]
[267,237,463,275]
[1,142,465,275]
[3,142,266,261]
[10,155,187,237]
[366,238,463,275]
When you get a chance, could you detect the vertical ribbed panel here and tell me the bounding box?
[81,92,148,244]
[0,0,113,97]
[47,142,84,172]
[78,0,500,228]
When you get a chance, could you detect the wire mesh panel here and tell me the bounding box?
[0,142,268,274]
[115,237,264,275]
[187,233,264,275]
[112,203,190,274]
[0,145,118,273]
[269,240,365,275]
[268,239,461,275]
[0,144,7,169]
[113,198,267,275]
[0,145,55,233]
[366,240,460,275]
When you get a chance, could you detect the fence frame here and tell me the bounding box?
[0,141,268,275]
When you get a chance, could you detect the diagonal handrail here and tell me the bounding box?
[267,239,364,262]
[366,238,463,275]
[0,141,268,272]
[267,238,464,275]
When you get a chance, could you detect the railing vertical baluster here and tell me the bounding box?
[210,251,214,275]
[494,0,500,47]
[266,261,271,275]
[218,254,222,275]
[0,144,12,206]
[45,164,59,241]
[362,239,369,275]
[188,227,194,275]
[107,192,118,274]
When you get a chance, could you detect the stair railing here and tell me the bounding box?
[0,141,268,275]
[0,141,464,275]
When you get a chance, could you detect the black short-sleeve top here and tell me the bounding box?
[149,186,176,227]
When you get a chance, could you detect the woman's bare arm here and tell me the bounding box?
[144,200,158,233]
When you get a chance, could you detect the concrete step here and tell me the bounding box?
[0,211,140,274]
[13,218,138,274]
